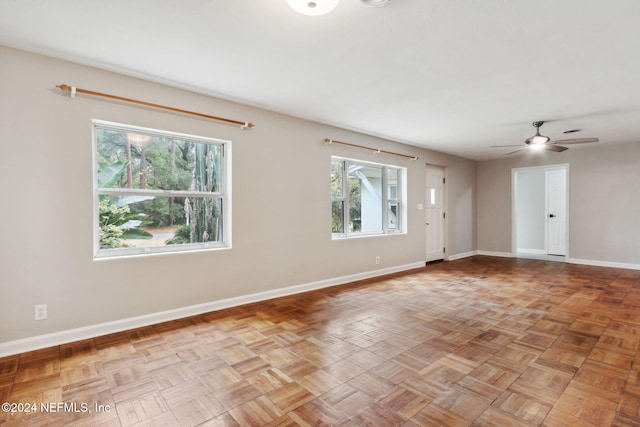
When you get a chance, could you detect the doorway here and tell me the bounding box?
[512,164,568,261]
[425,165,445,262]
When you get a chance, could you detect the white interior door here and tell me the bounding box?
[425,166,444,262]
[546,169,567,256]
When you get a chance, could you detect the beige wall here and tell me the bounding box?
[477,142,640,264]
[0,47,477,344]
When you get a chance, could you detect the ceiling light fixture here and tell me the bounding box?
[361,0,391,7]
[525,121,550,146]
[287,0,339,16]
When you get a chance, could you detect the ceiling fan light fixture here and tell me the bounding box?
[287,0,339,16]
[526,134,551,145]
[525,121,550,145]
[529,142,546,150]
[361,0,392,7]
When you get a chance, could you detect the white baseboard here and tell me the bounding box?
[0,262,425,357]
[447,250,477,261]
[517,248,546,255]
[477,251,640,270]
[477,251,514,258]
[567,258,640,271]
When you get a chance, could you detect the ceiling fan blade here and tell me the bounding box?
[550,138,598,145]
[544,144,569,152]
[490,144,523,148]
[505,148,526,155]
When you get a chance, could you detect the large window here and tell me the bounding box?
[93,120,230,258]
[331,157,405,237]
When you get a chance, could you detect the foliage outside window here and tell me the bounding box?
[94,120,230,258]
[331,157,405,237]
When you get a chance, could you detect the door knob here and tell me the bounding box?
[548,214,556,218]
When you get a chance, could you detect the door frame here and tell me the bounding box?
[511,163,570,258]
[425,164,447,262]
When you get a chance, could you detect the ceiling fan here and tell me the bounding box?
[491,121,599,154]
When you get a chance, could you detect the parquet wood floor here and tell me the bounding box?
[1,256,639,426]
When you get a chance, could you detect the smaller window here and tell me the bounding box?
[331,157,406,238]
[93,120,231,258]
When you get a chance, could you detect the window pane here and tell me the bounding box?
[186,197,223,243]
[387,168,398,200]
[331,160,344,198]
[99,196,223,251]
[332,201,344,233]
[348,165,382,233]
[96,128,222,193]
[388,202,399,231]
[348,176,361,232]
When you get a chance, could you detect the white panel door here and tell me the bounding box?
[425,166,444,262]
[546,169,567,256]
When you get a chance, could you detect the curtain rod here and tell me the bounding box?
[324,138,418,160]
[56,84,255,129]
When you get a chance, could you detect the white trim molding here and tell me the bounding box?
[447,250,477,261]
[0,262,424,357]
[567,258,640,271]
[477,251,514,258]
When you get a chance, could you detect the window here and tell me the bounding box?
[93,120,230,258]
[331,157,405,237]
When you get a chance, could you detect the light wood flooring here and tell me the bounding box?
[1,256,640,426]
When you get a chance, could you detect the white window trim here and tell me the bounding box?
[331,156,406,239]
[92,119,232,259]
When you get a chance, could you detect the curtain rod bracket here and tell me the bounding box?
[324,138,333,145]
[56,84,76,98]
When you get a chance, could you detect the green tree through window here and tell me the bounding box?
[94,120,230,257]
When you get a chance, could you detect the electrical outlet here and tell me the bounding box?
[375,256,380,265]
[35,304,47,320]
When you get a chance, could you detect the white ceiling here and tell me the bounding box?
[2,0,640,160]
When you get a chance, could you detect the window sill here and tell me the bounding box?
[94,243,231,260]
[331,232,406,241]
